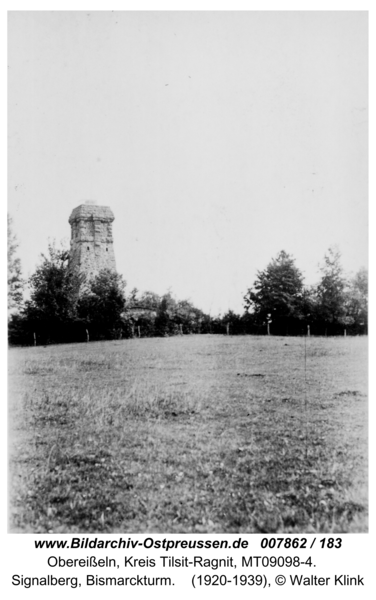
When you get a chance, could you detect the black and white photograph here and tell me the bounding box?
[8,10,368,537]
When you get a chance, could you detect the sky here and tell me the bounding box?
[8,11,368,315]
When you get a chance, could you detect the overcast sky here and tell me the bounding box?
[8,11,368,315]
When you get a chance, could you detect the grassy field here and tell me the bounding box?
[8,334,367,533]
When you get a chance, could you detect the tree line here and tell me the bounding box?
[8,216,367,345]
[241,249,367,336]
[8,236,213,345]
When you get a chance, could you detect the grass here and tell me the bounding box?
[8,334,368,533]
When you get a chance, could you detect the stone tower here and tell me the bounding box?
[68,200,116,279]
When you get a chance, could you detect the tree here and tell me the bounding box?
[7,215,24,312]
[22,242,84,342]
[137,290,161,311]
[343,267,368,334]
[127,287,139,307]
[222,310,244,335]
[175,300,206,334]
[316,246,346,333]
[27,243,82,321]
[154,291,177,336]
[244,250,304,334]
[78,269,126,339]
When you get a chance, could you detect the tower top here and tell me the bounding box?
[68,202,114,225]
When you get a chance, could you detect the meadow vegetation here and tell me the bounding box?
[9,335,367,533]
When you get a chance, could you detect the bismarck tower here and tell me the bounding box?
[68,200,116,280]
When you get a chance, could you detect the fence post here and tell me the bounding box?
[267,313,272,336]
[33,332,36,346]
[86,329,89,342]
